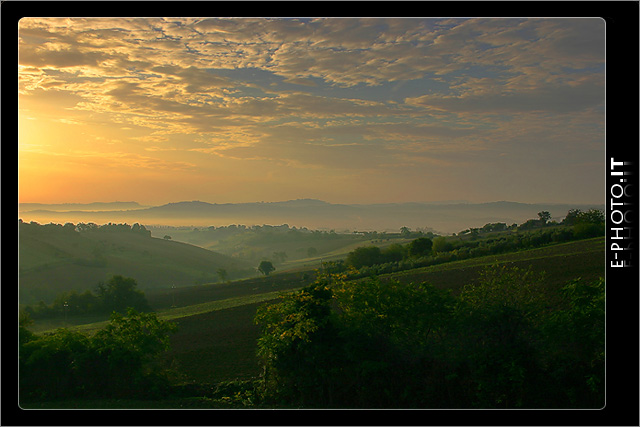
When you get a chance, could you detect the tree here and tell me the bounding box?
[345,246,382,269]
[382,243,405,263]
[400,226,411,237]
[545,278,604,407]
[253,268,605,409]
[408,237,433,258]
[98,275,151,314]
[572,209,605,239]
[254,275,456,408]
[91,309,177,396]
[132,223,151,237]
[217,268,229,283]
[537,211,551,225]
[481,222,508,233]
[563,209,582,226]
[19,309,36,346]
[432,236,453,254]
[255,280,336,405]
[577,209,605,225]
[19,308,177,401]
[455,265,548,407]
[258,260,276,276]
[518,218,543,231]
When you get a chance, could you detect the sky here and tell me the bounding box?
[18,17,606,206]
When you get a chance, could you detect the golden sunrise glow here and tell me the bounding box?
[18,17,605,206]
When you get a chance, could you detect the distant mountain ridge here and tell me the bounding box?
[19,201,146,212]
[19,199,604,234]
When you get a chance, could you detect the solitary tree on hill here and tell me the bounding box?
[217,268,228,283]
[258,260,276,276]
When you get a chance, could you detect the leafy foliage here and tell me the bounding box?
[19,309,177,402]
[25,275,151,319]
[333,209,605,282]
[542,277,605,407]
[97,275,152,313]
[345,246,383,269]
[254,278,336,405]
[254,267,604,408]
[258,260,276,276]
[407,237,433,257]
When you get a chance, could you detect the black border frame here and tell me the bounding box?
[6,2,639,426]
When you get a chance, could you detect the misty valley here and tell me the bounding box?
[19,205,606,409]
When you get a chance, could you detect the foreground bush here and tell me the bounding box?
[254,268,604,408]
[19,308,177,402]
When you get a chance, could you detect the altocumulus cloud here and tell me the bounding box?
[18,17,605,204]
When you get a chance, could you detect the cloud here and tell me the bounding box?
[18,18,605,205]
[282,77,318,87]
[407,80,604,114]
[19,46,107,69]
[150,64,231,92]
[20,86,85,110]
[19,18,605,88]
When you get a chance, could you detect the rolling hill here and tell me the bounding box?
[18,221,254,304]
[37,237,605,385]
[163,236,606,385]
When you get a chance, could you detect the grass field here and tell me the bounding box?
[381,237,605,293]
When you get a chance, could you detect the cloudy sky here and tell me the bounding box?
[18,17,605,205]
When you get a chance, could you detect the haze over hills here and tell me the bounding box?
[18,199,604,235]
[18,201,147,212]
[18,221,254,304]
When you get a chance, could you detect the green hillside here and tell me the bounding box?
[376,237,605,293]
[18,221,254,304]
[147,224,413,267]
[163,237,605,385]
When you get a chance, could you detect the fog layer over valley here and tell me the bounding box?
[18,199,603,305]
[19,199,603,235]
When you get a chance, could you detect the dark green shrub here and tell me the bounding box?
[253,268,604,409]
[19,309,177,402]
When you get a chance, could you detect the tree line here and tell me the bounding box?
[322,209,604,278]
[23,275,151,320]
[152,223,358,243]
[19,219,152,236]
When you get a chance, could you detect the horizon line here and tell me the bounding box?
[18,198,605,208]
